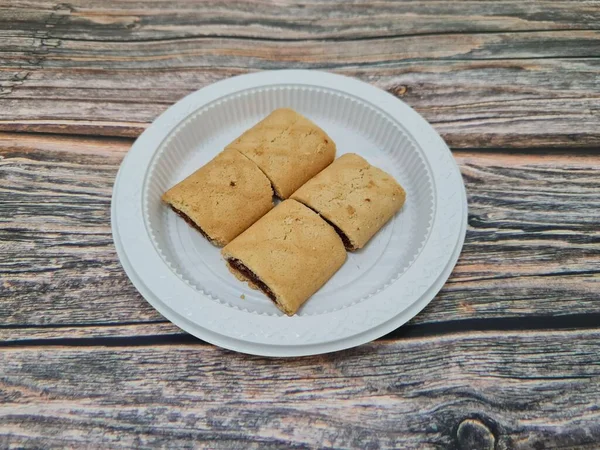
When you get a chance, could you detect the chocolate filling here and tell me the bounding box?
[318,215,354,250]
[227,258,278,303]
[296,203,354,250]
[170,206,212,241]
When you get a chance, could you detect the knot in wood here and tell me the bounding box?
[456,418,495,450]
[390,85,408,97]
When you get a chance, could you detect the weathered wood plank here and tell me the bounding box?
[1,58,599,147]
[1,133,598,337]
[0,2,599,147]
[1,329,599,449]
[6,31,600,70]
[0,133,158,326]
[2,0,600,41]
[0,322,180,343]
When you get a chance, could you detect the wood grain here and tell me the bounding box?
[1,2,599,147]
[3,0,600,41]
[1,328,599,449]
[0,322,181,344]
[1,133,598,339]
[2,3,599,449]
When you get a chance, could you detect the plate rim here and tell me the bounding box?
[111,69,468,357]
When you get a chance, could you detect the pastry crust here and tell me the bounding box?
[221,199,347,316]
[291,153,406,250]
[225,108,336,199]
[162,148,274,247]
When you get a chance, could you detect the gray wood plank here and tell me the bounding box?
[2,0,600,41]
[2,58,600,148]
[1,133,598,337]
[1,2,599,147]
[0,322,181,343]
[1,328,599,449]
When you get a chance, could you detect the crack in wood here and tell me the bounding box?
[2,314,600,348]
[27,27,600,44]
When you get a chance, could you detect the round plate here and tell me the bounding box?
[111,70,467,357]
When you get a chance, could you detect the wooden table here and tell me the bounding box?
[1,1,599,448]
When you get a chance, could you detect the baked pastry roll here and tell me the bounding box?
[225,108,336,199]
[222,199,347,316]
[162,148,274,247]
[291,153,406,251]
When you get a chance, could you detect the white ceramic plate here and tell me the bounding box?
[111,70,467,357]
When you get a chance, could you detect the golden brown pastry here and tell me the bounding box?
[225,108,336,199]
[222,199,347,316]
[291,153,406,250]
[162,148,274,247]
